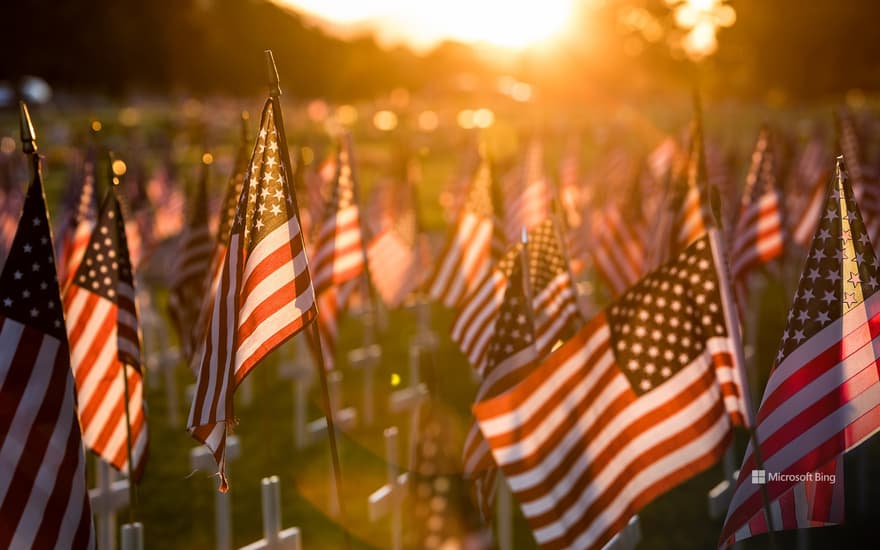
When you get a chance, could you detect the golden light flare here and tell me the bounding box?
[281,0,576,50]
[666,0,736,60]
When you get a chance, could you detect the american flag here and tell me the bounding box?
[730,128,785,315]
[0,152,95,549]
[428,152,497,308]
[64,184,149,479]
[311,137,365,296]
[56,150,98,291]
[719,158,880,546]
[474,232,750,550]
[557,134,583,229]
[463,251,540,519]
[591,165,650,297]
[120,161,154,270]
[188,99,317,490]
[501,140,552,242]
[787,135,830,247]
[0,152,25,269]
[439,142,480,224]
[146,162,185,241]
[169,160,214,362]
[366,158,430,308]
[189,131,250,375]
[451,220,581,376]
[836,109,880,243]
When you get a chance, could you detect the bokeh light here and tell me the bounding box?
[372,109,398,131]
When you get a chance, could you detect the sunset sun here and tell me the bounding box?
[280,0,576,50]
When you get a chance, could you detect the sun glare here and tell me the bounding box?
[281,0,576,50]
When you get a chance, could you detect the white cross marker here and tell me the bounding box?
[347,343,381,426]
[368,427,409,550]
[278,340,315,449]
[89,459,129,550]
[190,435,241,550]
[239,476,301,550]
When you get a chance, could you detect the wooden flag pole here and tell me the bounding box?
[108,151,138,524]
[264,49,351,550]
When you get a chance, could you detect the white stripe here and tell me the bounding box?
[10,360,77,550]
[243,217,304,285]
[0,333,60,504]
[429,215,478,302]
[236,287,316,375]
[239,245,309,324]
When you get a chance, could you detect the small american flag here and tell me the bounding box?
[451,220,581,376]
[0,152,95,549]
[188,99,317,490]
[720,158,880,546]
[428,152,496,308]
[56,149,98,290]
[475,232,749,550]
[501,140,552,243]
[462,250,540,519]
[787,135,830,247]
[190,126,250,375]
[311,137,364,296]
[169,160,214,362]
[0,152,25,269]
[730,128,785,315]
[591,165,650,297]
[64,184,149,479]
[836,109,880,243]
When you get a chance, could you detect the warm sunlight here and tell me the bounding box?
[279,0,576,50]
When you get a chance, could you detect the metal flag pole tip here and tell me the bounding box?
[521,226,528,245]
[19,101,37,154]
[265,50,281,97]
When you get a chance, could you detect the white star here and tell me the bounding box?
[793,329,805,343]
[23,244,32,253]
[849,271,862,287]
[826,270,841,284]
[812,248,826,262]
[816,310,831,324]
[255,218,264,230]
[32,217,41,226]
[270,204,282,215]
[843,292,858,307]
[22,290,30,298]
[274,188,284,200]
[776,348,785,362]
[868,277,879,290]
[32,262,40,272]
[640,379,652,391]
[822,290,836,304]
[2,298,11,307]
[824,208,838,221]
[817,228,831,242]
[797,310,810,323]
[13,271,22,280]
[802,288,814,301]
[30,308,38,317]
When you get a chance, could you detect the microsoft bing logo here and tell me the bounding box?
[751,469,766,484]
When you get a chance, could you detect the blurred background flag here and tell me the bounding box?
[169,157,214,363]
[730,127,785,315]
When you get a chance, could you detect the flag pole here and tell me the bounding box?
[108,151,139,524]
[343,132,383,338]
[264,50,352,550]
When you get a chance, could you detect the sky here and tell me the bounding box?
[277,0,578,51]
